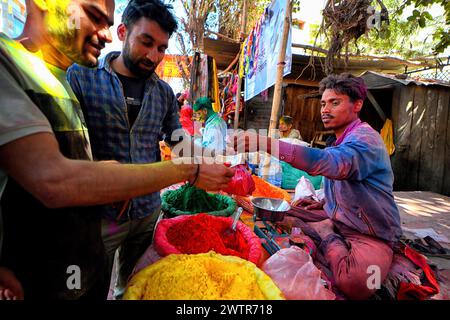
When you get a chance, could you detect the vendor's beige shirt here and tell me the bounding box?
[275,129,303,140]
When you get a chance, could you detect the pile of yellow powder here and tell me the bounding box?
[124,252,284,300]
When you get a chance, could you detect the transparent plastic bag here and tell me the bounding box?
[262,246,335,300]
[257,152,282,187]
[292,176,319,203]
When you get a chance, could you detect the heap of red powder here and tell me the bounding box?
[165,213,250,259]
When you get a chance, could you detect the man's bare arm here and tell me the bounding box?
[0,133,233,208]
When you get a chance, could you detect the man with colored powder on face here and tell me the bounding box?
[67,0,185,300]
[276,115,302,140]
[193,97,228,155]
[0,0,234,300]
[232,73,402,299]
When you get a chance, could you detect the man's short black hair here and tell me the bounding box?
[122,0,178,36]
[319,73,368,103]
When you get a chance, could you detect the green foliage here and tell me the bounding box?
[353,0,448,58]
[399,0,450,53]
[310,0,448,58]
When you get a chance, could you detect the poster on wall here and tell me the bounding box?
[243,0,292,101]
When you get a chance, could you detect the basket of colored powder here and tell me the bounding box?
[153,213,262,265]
[161,184,236,217]
[123,252,284,300]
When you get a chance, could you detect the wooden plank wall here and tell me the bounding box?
[243,87,274,131]
[284,85,324,143]
[392,85,450,196]
[391,86,412,190]
[440,89,450,195]
[418,87,439,191]
[408,86,427,188]
[243,84,325,142]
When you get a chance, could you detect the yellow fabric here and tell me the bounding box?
[211,58,221,113]
[239,42,245,79]
[124,252,284,300]
[380,118,395,156]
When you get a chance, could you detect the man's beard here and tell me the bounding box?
[46,6,98,68]
[51,33,99,68]
[123,41,155,79]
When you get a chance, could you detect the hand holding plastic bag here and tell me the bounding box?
[222,164,255,196]
[262,246,335,300]
[292,176,319,203]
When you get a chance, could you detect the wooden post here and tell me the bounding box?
[261,0,292,182]
[233,0,248,130]
[268,0,292,138]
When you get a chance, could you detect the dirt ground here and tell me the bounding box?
[394,191,450,300]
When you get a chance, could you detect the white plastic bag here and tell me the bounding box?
[315,188,325,202]
[262,246,335,300]
[292,176,319,203]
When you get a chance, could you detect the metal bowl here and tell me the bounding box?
[251,197,291,222]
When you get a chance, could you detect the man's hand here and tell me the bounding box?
[292,198,325,210]
[0,267,24,300]
[195,163,235,191]
[307,219,335,240]
[230,130,273,154]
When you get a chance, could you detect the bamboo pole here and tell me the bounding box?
[233,0,248,130]
[268,0,292,138]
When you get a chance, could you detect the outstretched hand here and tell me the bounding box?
[0,267,24,300]
[228,130,273,154]
[196,162,235,191]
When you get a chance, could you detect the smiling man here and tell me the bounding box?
[0,0,234,300]
[66,0,182,300]
[233,73,402,299]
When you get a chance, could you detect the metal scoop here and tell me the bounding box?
[224,207,243,236]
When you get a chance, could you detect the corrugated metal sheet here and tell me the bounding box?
[361,71,450,88]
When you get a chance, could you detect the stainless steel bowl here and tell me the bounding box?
[251,197,291,222]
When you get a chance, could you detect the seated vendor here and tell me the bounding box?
[276,116,302,140]
[233,73,402,300]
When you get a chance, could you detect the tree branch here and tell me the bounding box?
[205,30,239,43]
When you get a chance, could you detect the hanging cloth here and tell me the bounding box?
[239,42,245,79]
[380,118,395,156]
[211,57,221,113]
